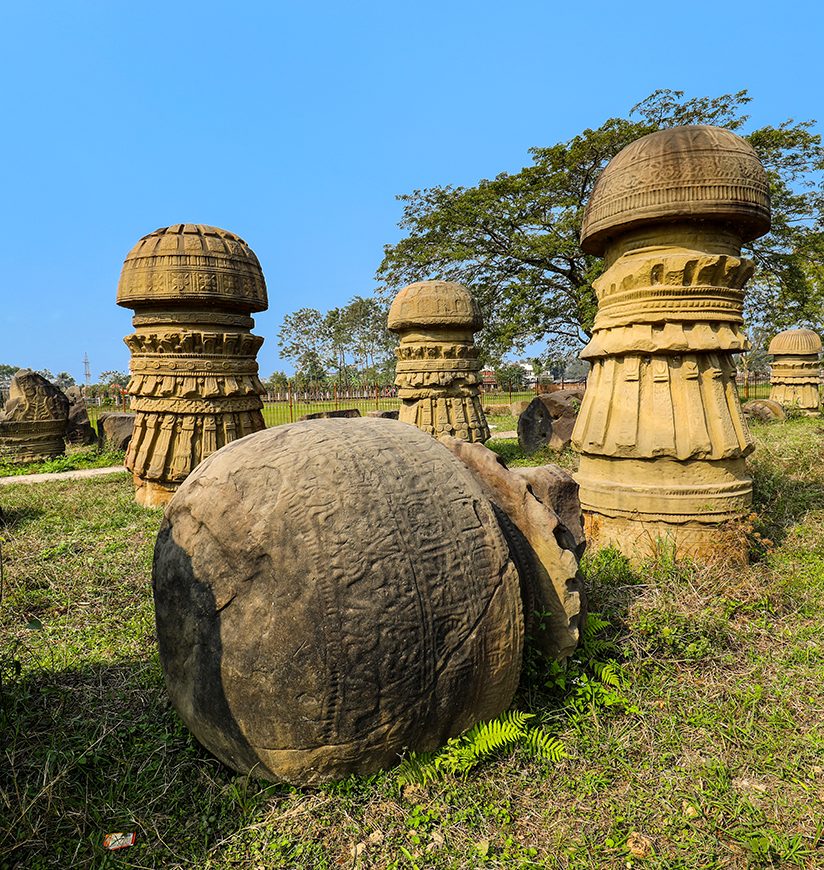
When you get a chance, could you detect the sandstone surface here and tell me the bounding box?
[0,370,68,463]
[118,224,268,507]
[388,281,489,442]
[153,418,523,784]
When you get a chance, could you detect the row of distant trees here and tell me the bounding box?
[0,365,130,401]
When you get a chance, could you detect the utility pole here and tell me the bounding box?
[83,353,91,386]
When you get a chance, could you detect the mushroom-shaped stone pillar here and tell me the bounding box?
[768,328,822,413]
[572,126,771,566]
[387,280,489,442]
[117,224,268,507]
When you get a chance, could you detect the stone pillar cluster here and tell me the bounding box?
[572,126,771,566]
[117,224,268,507]
[387,280,489,442]
[768,328,822,413]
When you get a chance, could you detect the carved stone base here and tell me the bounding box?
[0,423,66,464]
[582,511,748,567]
[769,382,821,412]
[576,455,751,566]
[134,476,177,508]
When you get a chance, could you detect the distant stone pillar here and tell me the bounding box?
[768,329,822,413]
[117,224,268,507]
[387,280,489,442]
[572,126,771,566]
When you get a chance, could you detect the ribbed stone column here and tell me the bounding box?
[768,328,822,413]
[117,224,268,507]
[571,126,771,566]
[387,280,489,442]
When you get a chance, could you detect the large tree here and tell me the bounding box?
[378,90,824,360]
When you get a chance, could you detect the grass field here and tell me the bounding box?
[1,418,822,868]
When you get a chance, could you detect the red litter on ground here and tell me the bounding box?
[103,832,136,850]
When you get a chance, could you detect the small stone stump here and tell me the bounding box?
[0,370,68,463]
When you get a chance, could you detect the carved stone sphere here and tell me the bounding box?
[581,125,771,255]
[152,418,523,785]
[117,224,267,312]
[768,328,822,356]
[387,280,483,332]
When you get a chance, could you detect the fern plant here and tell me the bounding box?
[396,710,565,786]
[395,611,638,786]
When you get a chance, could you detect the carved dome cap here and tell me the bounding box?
[768,328,822,355]
[387,280,483,332]
[117,224,268,312]
[581,126,771,255]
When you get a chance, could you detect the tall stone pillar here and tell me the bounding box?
[117,224,268,507]
[387,280,489,442]
[768,328,822,413]
[571,126,771,565]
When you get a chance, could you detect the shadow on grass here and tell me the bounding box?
[750,459,824,550]
[0,654,284,869]
[0,505,45,530]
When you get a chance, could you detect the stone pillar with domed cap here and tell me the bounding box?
[388,280,490,442]
[768,328,822,412]
[117,224,268,507]
[571,126,771,566]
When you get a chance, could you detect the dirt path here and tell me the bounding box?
[0,466,128,486]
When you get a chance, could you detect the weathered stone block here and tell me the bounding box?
[65,387,97,446]
[0,370,68,463]
[441,436,584,660]
[538,389,585,419]
[509,400,532,417]
[366,409,399,419]
[743,399,786,422]
[98,413,135,451]
[517,397,553,454]
[548,415,576,452]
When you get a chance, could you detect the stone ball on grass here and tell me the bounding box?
[152,417,524,785]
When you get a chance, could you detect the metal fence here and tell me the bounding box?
[83,372,789,432]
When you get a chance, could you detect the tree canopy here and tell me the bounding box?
[378,90,824,362]
[277,296,397,385]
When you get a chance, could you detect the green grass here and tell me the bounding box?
[0,418,822,867]
[0,444,126,478]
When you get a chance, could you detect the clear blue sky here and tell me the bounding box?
[1,1,821,380]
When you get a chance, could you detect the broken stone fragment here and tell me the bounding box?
[0,370,69,463]
[65,386,97,446]
[440,436,585,661]
[742,399,786,422]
